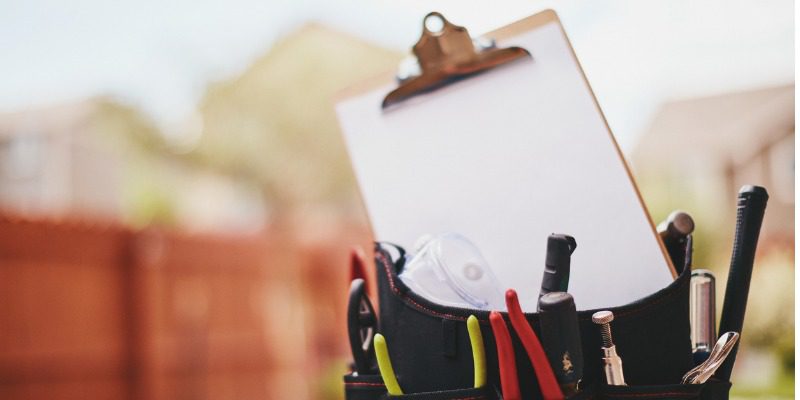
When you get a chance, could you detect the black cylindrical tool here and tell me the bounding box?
[538,292,583,396]
[715,185,769,381]
[539,234,577,301]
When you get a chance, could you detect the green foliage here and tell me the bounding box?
[124,175,179,227]
[731,367,795,399]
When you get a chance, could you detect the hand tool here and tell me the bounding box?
[657,210,695,276]
[490,311,521,400]
[506,289,564,400]
[683,332,739,384]
[715,185,768,381]
[690,269,716,364]
[467,315,487,388]
[538,292,583,396]
[539,234,577,302]
[348,279,378,375]
[592,311,626,386]
[374,334,403,395]
[349,247,371,296]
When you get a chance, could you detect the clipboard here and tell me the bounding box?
[335,10,674,310]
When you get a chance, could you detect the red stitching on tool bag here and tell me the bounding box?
[377,251,469,321]
[604,391,696,398]
[576,274,690,321]
[344,382,386,388]
[611,274,691,319]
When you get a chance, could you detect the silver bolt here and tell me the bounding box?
[592,310,626,386]
[592,310,615,348]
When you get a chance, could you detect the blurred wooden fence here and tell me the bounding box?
[0,215,370,400]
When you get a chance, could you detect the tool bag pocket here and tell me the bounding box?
[370,243,723,399]
[600,379,731,400]
[344,373,499,400]
[383,385,497,400]
[345,373,388,400]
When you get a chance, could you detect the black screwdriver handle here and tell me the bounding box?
[539,292,583,395]
[715,185,768,381]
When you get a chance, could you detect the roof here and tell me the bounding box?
[0,99,100,139]
[632,84,794,171]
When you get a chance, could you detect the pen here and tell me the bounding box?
[539,234,577,302]
[715,185,768,381]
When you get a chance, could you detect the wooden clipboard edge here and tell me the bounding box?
[549,16,678,279]
[334,9,678,279]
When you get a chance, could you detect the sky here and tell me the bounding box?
[0,0,794,150]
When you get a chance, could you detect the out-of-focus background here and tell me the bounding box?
[0,0,793,399]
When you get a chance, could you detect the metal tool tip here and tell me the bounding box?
[669,211,695,235]
[592,310,614,324]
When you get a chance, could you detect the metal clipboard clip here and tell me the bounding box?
[382,12,532,109]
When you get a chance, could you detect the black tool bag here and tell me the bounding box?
[344,243,732,400]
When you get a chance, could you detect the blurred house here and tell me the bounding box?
[0,99,265,233]
[0,101,123,218]
[631,84,794,248]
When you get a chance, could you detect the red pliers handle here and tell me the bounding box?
[490,311,521,400]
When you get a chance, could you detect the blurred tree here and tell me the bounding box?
[90,99,167,152]
[193,24,403,214]
[86,98,181,226]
